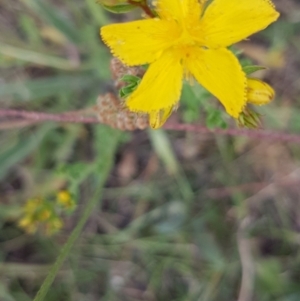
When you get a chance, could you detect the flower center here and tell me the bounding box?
[177,28,196,47]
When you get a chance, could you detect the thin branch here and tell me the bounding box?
[1,109,300,144]
[128,0,156,17]
[163,123,300,144]
[0,109,98,124]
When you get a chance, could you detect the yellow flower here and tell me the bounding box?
[101,0,279,128]
[38,208,52,221]
[18,216,38,234]
[57,190,71,204]
[56,190,76,210]
[18,216,33,228]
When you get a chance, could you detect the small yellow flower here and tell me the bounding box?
[38,208,52,221]
[101,0,279,128]
[18,216,33,228]
[18,216,38,234]
[19,198,59,235]
[57,190,71,204]
[57,190,76,210]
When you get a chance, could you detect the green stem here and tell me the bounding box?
[33,129,120,301]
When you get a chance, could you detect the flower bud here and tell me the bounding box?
[246,78,275,106]
[237,107,262,129]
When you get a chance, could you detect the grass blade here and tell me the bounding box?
[33,127,121,301]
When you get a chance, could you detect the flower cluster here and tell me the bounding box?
[100,0,280,128]
[18,190,76,236]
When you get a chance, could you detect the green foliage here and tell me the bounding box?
[181,83,228,128]
[22,0,79,43]
[119,74,141,98]
[206,109,228,129]
[0,124,56,180]
[101,3,136,13]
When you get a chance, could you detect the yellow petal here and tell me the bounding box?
[126,50,183,112]
[199,0,279,48]
[185,48,246,118]
[155,0,203,24]
[101,19,180,66]
[149,106,176,129]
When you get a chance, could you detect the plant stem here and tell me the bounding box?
[164,123,300,144]
[1,108,300,144]
[33,130,120,301]
[0,108,98,124]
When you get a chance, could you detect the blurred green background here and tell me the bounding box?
[1,0,300,300]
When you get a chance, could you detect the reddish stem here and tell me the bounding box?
[1,109,300,144]
[128,0,156,18]
[0,109,98,124]
[164,122,300,144]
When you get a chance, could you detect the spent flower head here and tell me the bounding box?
[101,0,279,128]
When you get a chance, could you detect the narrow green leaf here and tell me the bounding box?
[0,124,56,180]
[0,42,78,70]
[243,65,266,75]
[19,15,42,46]
[102,3,136,13]
[0,74,97,102]
[21,0,79,43]
[148,129,179,175]
[86,0,109,25]
[206,110,227,129]
[33,127,121,301]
